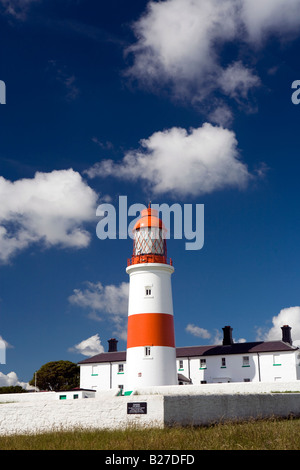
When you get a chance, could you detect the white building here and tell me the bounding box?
[79,325,300,393]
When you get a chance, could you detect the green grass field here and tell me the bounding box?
[0,417,300,450]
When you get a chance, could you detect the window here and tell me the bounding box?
[145,346,151,356]
[59,395,67,400]
[145,286,152,296]
[73,394,79,399]
[118,364,124,373]
[179,360,184,370]
[200,358,206,369]
[91,365,98,376]
[243,378,250,382]
[242,356,250,367]
[273,354,281,366]
[221,357,226,368]
[201,380,207,384]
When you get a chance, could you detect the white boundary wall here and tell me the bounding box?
[0,394,164,436]
[0,391,56,402]
[1,382,300,435]
[0,389,95,403]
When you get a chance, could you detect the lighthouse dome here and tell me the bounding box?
[133,207,165,231]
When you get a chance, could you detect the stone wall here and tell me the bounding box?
[164,393,300,426]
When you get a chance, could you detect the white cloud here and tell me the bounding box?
[125,0,240,104]
[69,333,105,357]
[0,371,32,389]
[86,123,254,197]
[240,0,300,44]
[69,281,129,315]
[125,0,300,114]
[69,281,129,340]
[218,61,260,101]
[0,169,98,263]
[208,104,234,127]
[185,324,211,339]
[256,306,300,344]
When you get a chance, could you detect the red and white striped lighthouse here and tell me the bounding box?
[125,205,177,391]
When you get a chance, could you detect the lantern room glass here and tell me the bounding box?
[134,227,166,256]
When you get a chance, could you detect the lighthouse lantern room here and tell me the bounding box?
[125,205,177,391]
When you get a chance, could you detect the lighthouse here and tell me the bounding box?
[125,205,177,391]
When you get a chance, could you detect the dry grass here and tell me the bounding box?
[0,417,300,450]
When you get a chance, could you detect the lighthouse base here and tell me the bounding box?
[125,346,177,392]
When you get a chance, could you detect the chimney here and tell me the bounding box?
[281,325,292,345]
[108,338,118,352]
[222,326,234,345]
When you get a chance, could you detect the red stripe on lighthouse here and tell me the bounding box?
[127,313,175,348]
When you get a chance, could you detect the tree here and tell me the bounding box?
[0,386,27,394]
[29,360,80,391]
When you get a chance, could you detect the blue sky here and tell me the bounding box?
[1,0,300,387]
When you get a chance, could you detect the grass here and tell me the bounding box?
[0,417,300,450]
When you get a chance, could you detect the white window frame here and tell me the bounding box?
[145,286,153,297]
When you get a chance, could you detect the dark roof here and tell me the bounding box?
[178,373,192,383]
[57,387,96,392]
[78,340,297,364]
[79,350,126,364]
[176,341,297,357]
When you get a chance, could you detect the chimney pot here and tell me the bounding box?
[222,326,234,345]
[108,338,118,352]
[281,325,292,345]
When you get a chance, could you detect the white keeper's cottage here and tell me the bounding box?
[79,325,300,394]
